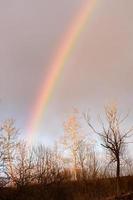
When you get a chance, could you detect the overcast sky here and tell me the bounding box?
[0,0,133,145]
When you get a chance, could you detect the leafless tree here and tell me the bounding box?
[13,142,34,188]
[76,141,99,180]
[61,114,85,180]
[33,145,64,185]
[76,141,87,180]
[0,120,34,187]
[85,104,133,195]
[33,145,50,184]
[1,119,19,183]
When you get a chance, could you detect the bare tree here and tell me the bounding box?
[76,141,87,180]
[33,145,51,184]
[33,145,64,185]
[61,114,84,180]
[77,141,100,181]
[1,119,19,183]
[13,142,34,188]
[85,104,133,195]
[86,147,100,179]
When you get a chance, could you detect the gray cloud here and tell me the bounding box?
[0,0,133,144]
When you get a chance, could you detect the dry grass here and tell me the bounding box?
[0,176,133,200]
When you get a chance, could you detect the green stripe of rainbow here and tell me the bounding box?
[27,0,97,144]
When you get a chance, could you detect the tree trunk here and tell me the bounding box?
[116,156,120,196]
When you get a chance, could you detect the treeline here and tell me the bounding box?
[0,119,101,188]
[0,105,133,199]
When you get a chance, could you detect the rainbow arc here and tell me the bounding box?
[27,0,97,144]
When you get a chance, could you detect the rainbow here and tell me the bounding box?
[27,0,97,144]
